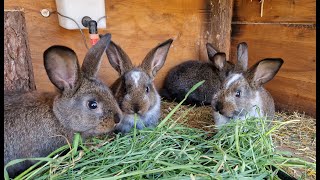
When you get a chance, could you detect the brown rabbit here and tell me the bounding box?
[105,39,173,133]
[211,58,284,126]
[4,34,122,177]
[161,42,248,106]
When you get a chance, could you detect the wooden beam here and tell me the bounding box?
[208,0,234,60]
[4,10,36,93]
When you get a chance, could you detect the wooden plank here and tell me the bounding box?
[207,0,234,60]
[230,24,316,117]
[104,0,211,89]
[266,78,316,117]
[4,0,211,92]
[4,10,36,94]
[233,0,316,23]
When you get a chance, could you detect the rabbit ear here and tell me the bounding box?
[141,39,173,77]
[210,52,227,71]
[206,43,218,59]
[247,58,284,87]
[44,46,81,91]
[236,42,248,71]
[105,41,133,75]
[81,33,112,78]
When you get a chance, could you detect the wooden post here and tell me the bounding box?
[4,10,36,93]
[208,0,234,60]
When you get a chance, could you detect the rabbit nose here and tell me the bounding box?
[133,104,140,113]
[215,101,223,112]
[114,113,121,124]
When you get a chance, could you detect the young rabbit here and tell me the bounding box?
[105,39,173,133]
[4,33,122,177]
[160,42,248,106]
[211,58,284,126]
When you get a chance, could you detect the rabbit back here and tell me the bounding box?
[161,42,249,107]
[162,60,221,105]
[4,92,73,177]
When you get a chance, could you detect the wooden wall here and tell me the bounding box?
[230,0,316,117]
[4,0,212,91]
[4,0,316,117]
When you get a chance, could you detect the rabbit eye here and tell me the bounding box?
[225,71,229,77]
[88,100,98,110]
[235,90,241,98]
[146,86,150,93]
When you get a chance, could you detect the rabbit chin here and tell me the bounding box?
[115,94,161,133]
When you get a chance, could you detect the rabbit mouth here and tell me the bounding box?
[233,110,245,117]
[83,122,115,135]
[214,109,232,118]
[122,105,150,116]
[125,110,145,116]
[215,111,233,119]
[217,111,245,121]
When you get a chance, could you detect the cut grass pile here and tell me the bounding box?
[160,101,317,179]
[5,81,316,179]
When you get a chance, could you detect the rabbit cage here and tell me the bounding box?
[4,0,316,179]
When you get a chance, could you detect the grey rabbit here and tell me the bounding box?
[160,42,249,106]
[4,33,122,177]
[105,39,173,134]
[211,57,284,126]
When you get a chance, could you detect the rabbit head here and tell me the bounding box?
[208,42,249,81]
[44,33,122,136]
[105,39,173,133]
[212,58,284,126]
[206,43,234,79]
[106,39,173,116]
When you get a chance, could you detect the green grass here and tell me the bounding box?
[5,81,316,179]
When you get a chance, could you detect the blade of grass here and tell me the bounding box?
[72,133,81,157]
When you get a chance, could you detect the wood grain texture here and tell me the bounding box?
[233,0,316,23]
[4,0,316,117]
[4,0,211,92]
[230,24,316,117]
[4,10,36,94]
[207,0,234,60]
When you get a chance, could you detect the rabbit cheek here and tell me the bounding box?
[62,113,99,132]
[138,95,150,114]
[120,95,137,114]
[83,119,115,136]
[94,119,115,134]
[74,108,105,132]
[220,102,236,118]
[53,104,90,132]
